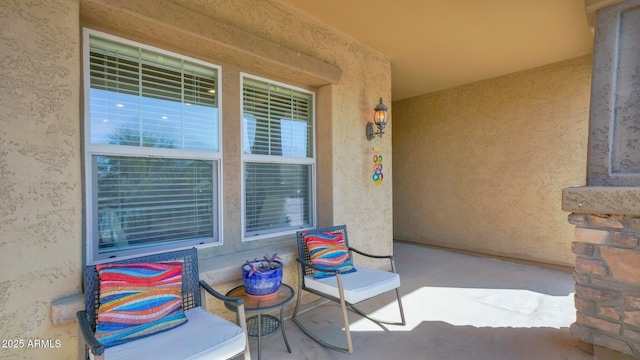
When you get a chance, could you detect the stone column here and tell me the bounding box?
[563,1,640,358]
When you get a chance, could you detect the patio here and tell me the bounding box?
[250,241,591,360]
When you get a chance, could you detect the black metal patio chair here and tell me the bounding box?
[292,225,406,354]
[76,247,250,360]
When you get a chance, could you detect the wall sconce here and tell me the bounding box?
[366,97,389,140]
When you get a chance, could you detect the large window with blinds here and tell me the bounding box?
[241,75,315,239]
[83,29,222,263]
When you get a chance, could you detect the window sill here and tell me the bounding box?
[51,244,298,326]
[197,244,297,286]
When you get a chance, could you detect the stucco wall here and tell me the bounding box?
[0,1,391,359]
[0,0,82,359]
[392,56,591,267]
[169,0,394,256]
[174,0,394,257]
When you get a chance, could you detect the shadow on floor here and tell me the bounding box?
[248,242,592,360]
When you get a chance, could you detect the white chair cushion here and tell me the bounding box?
[99,307,246,360]
[305,266,400,304]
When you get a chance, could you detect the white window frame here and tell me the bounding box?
[83,29,223,264]
[240,73,317,241]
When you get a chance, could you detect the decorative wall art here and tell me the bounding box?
[372,154,383,185]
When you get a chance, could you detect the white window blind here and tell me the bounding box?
[89,35,219,151]
[85,30,221,262]
[242,77,313,157]
[242,76,315,238]
[94,155,216,250]
[244,162,311,235]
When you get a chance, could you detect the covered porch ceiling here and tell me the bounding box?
[276,0,595,100]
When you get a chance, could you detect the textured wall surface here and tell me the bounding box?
[569,214,640,358]
[564,187,640,216]
[0,0,82,359]
[393,56,592,267]
[0,0,391,358]
[587,0,640,185]
[565,2,640,358]
[80,0,392,258]
[164,0,394,257]
[166,0,394,256]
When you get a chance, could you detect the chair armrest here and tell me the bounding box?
[76,310,105,357]
[349,247,398,273]
[349,246,394,260]
[199,280,245,307]
[199,280,249,347]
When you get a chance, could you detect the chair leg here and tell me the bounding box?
[396,287,406,326]
[235,303,251,360]
[336,274,354,354]
[291,263,305,321]
[292,289,405,355]
[390,258,407,326]
[347,287,406,329]
[348,304,389,331]
[77,323,86,360]
[291,270,353,354]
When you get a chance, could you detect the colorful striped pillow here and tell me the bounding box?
[94,262,188,347]
[303,231,357,279]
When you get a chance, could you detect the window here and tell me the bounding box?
[83,29,222,263]
[242,75,315,239]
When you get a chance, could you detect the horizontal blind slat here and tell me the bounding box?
[89,33,219,152]
[242,76,314,236]
[96,155,215,249]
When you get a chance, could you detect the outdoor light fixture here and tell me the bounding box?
[366,97,389,140]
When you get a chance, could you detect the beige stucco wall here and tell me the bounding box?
[0,0,391,359]
[0,0,83,359]
[163,0,394,257]
[392,55,592,267]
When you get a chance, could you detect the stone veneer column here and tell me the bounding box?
[566,211,640,358]
[563,0,640,359]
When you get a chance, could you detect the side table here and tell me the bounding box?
[225,283,295,360]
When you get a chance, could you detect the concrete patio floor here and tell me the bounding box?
[247,241,592,360]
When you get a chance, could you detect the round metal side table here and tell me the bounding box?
[225,283,294,360]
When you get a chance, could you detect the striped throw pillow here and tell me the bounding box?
[304,231,357,279]
[94,262,188,347]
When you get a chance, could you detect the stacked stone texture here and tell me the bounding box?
[569,213,640,357]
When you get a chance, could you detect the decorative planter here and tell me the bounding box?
[241,260,283,300]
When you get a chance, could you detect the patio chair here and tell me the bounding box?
[292,225,406,354]
[76,248,250,360]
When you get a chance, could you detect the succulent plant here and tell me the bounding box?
[244,253,282,277]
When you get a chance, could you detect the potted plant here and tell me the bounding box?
[241,253,283,299]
